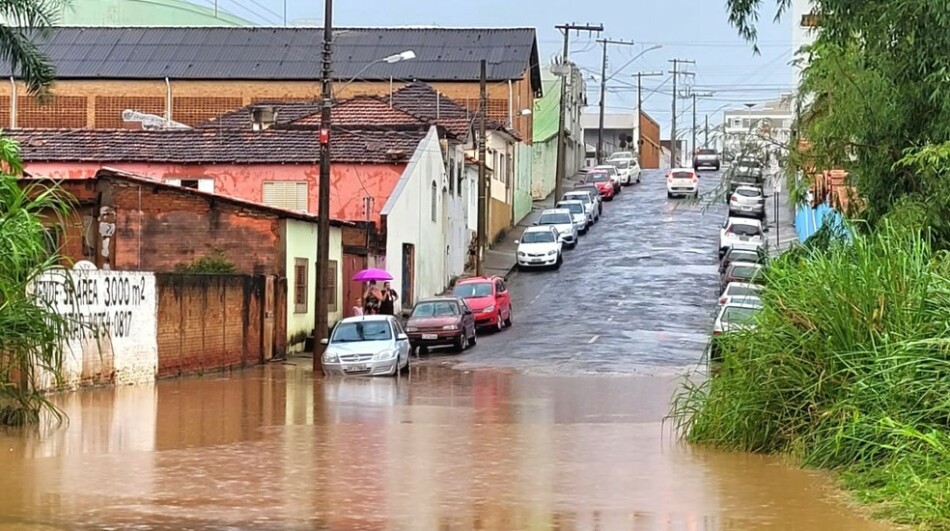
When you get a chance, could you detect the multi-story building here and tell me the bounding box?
[530,63,586,198]
[721,95,794,162]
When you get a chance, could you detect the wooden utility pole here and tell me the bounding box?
[554,22,602,202]
[690,91,714,155]
[596,39,634,164]
[314,0,333,372]
[704,114,709,148]
[475,60,488,277]
[634,71,662,163]
[668,59,694,167]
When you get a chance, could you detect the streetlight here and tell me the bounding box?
[314,43,417,373]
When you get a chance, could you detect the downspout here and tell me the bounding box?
[9,77,16,129]
[508,80,513,126]
[164,77,172,123]
[389,75,393,108]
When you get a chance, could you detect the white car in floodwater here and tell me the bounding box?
[322,315,411,376]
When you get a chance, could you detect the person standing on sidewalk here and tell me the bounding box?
[379,281,398,315]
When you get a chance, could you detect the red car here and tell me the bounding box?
[451,275,513,331]
[584,171,615,201]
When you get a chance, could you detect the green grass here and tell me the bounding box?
[671,222,950,529]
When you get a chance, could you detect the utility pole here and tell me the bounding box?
[668,59,694,167]
[596,38,634,164]
[475,60,487,277]
[704,114,709,148]
[634,71,663,163]
[314,0,333,372]
[554,22,603,202]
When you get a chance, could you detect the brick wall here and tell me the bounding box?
[155,274,266,378]
[103,180,283,275]
[0,77,536,139]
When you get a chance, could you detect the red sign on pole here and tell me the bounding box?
[319,128,330,145]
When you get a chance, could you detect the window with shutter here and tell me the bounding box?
[430,181,437,222]
[294,258,308,313]
[262,181,309,212]
[327,260,338,312]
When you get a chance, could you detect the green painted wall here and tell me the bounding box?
[530,137,557,199]
[55,0,253,26]
[514,143,533,223]
[284,220,342,354]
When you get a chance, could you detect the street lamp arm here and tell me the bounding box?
[606,44,662,82]
[333,50,415,98]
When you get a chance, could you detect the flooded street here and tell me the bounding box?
[0,171,887,530]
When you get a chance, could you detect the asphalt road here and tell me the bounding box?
[419,168,731,376]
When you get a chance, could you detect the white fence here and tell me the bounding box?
[30,268,158,389]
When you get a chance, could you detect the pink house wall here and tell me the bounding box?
[24,162,405,225]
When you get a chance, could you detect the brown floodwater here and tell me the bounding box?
[0,364,890,530]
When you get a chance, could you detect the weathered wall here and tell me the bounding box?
[513,143,533,223]
[155,274,265,378]
[101,179,282,275]
[0,77,534,140]
[23,161,404,224]
[530,137,557,199]
[31,269,158,390]
[639,112,662,169]
[382,127,447,309]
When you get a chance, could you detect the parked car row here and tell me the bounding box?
[322,273,517,375]
[711,155,770,360]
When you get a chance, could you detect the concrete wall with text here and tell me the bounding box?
[32,269,158,390]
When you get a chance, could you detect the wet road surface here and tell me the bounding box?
[0,170,888,530]
[430,169,728,375]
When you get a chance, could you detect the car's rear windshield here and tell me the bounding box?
[412,301,459,317]
[736,188,761,197]
[564,193,590,204]
[731,224,762,236]
[332,321,393,343]
[729,251,761,263]
[731,265,761,279]
[453,283,492,298]
[610,160,630,169]
[558,202,584,214]
[722,306,758,323]
[671,171,694,179]
[588,173,610,183]
[726,284,763,297]
[522,230,556,243]
[698,149,717,155]
[539,213,572,225]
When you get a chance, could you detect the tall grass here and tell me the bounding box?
[672,222,950,528]
[0,137,73,426]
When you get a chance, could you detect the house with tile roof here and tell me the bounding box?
[0,26,541,140]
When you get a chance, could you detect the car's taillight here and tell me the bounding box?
[719,297,727,304]
[712,330,722,336]
[730,195,737,202]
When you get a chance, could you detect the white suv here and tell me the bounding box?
[719,217,766,256]
[536,208,578,249]
[515,226,562,270]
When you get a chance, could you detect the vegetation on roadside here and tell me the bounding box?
[0,137,73,426]
[174,249,236,274]
[672,1,950,528]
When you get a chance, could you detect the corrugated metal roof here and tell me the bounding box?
[3,26,541,91]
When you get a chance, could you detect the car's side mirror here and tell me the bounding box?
[532,222,539,226]
[320,338,329,345]
[397,333,409,341]
[513,240,520,245]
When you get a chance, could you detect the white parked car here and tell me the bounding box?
[718,282,764,307]
[607,158,641,185]
[719,216,765,255]
[729,185,765,219]
[666,168,699,198]
[711,302,761,359]
[322,315,412,376]
[555,200,589,234]
[607,151,635,162]
[562,190,599,224]
[536,208,578,249]
[515,225,563,270]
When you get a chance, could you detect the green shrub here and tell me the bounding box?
[174,250,236,274]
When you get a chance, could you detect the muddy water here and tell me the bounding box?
[0,365,887,530]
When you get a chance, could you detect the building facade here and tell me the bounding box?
[0,27,542,141]
[722,96,794,162]
[531,65,586,198]
[581,112,638,166]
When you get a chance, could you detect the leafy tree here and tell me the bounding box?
[0,136,73,425]
[0,0,67,96]
[729,0,950,244]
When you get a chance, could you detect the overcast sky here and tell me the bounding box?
[194,0,793,138]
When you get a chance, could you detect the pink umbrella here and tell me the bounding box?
[351,268,393,282]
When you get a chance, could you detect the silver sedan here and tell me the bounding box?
[322,315,411,376]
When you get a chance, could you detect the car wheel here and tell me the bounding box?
[637,174,641,183]
[667,191,673,198]
[470,326,477,347]
[504,307,512,328]
[554,254,563,269]
[455,332,468,352]
[496,314,504,332]
[402,352,411,373]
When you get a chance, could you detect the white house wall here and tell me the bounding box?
[382,127,448,311]
[442,144,471,285]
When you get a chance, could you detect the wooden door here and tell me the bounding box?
[401,243,415,308]
[263,275,275,361]
[342,254,366,318]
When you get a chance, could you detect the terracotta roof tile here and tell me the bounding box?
[390,82,522,141]
[7,128,425,164]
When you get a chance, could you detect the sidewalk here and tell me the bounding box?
[765,164,799,255]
